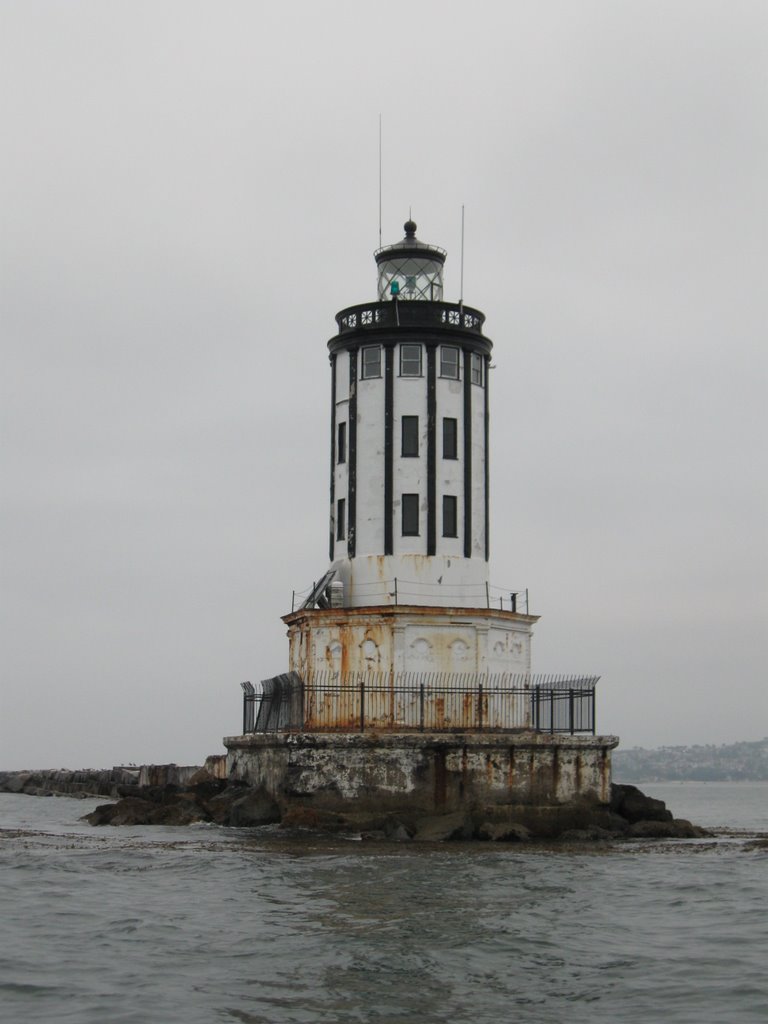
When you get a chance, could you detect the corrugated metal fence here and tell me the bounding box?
[241,672,598,735]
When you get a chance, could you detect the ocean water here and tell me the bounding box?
[1,784,767,1024]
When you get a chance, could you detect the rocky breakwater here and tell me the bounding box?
[84,774,708,842]
[84,768,281,828]
[0,767,140,799]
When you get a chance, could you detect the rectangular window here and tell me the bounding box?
[336,498,345,541]
[471,353,484,386]
[402,493,419,536]
[442,417,457,460]
[362,346,381,379]
[442,495,458,538]
[401,415,419,457]
[399,344,422,377]
[337,422,346,464]
[440,346,460,379]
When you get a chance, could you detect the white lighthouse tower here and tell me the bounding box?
[283,220,537,690]
[227,219,613,822]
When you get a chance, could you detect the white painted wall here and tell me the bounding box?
[354,372,386,557]
[392,370,428,554]
[435,371,464,557]
[470,374,487,559]
[330,343,490,608]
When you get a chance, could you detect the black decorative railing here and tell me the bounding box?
[241,672,598,736]
[335,301,486,337]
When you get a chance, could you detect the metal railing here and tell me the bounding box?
[335,300,486,337]
[291,579,529,614]
[241,672,598,736]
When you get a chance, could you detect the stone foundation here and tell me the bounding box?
[224,731,618,825]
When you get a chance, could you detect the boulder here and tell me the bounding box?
[611,784,673,823]
[0,772,32,793]
[413,812,473,842]
[84,798,152,826]
[148,803,207,826]
[603,812,631,834]
[557,827,613,842]
[476,821,531,842]
[186,766,218,787]
[279,806,350,831]
[83,797,208,827]
[384,821,413,842]
[227,790,281,828]
[628,818,708,839]
[203,786,248,825]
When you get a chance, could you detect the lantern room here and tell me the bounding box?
[374,219,446,301]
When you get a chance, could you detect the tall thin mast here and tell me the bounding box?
[378,114,382,249]
[459,204,465,308]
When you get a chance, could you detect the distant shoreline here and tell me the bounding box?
[614,738,768,783]
[618,774,768,782]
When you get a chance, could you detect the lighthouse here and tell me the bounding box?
[225,218,615,826]
[283,220,537,688]
[330,220,489,601]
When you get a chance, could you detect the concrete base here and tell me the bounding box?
[224,731,619,825]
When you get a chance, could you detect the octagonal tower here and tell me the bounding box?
[328,220,492,610]
[282,220,538,684]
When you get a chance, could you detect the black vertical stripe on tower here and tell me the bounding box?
[329,354,337,561]
[463,349,473,558]
[384,345,394,555]
[348,349,357,558]
[484,354,490,561]
[427,345,437,555]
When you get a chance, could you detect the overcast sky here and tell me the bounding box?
[2,1,766,770]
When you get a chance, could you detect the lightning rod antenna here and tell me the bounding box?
[378,114,382,248]
[459,204,465,308]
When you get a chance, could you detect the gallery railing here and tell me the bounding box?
[241,672,598,736]
[290,579,529,613]
[335,301,486,337]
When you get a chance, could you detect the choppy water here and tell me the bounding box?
[1,784,767,1024]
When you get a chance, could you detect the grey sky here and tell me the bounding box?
[2,1,766,769]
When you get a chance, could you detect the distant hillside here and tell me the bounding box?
[613,738,768,782]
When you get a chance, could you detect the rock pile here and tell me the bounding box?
[81,773,709,841]
[83,772,280,828]
[0,767,139,799]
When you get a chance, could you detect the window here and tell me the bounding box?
[336,499,346,541]
[471,353,484,386]
[401,416,419,457]
[337,422,346,464]
[402,493,419,536]
[400,344,422,377]
[442,495,458,538]
[440,346,460,379]
[442,417,457,460]
[362,346,381,379]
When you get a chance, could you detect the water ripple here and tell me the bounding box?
[2,794,768,1023]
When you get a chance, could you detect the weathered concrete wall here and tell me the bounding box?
[137,763,207,787]
[204,754,227,779]
[284,605,536,689]
[224,732,618,820]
